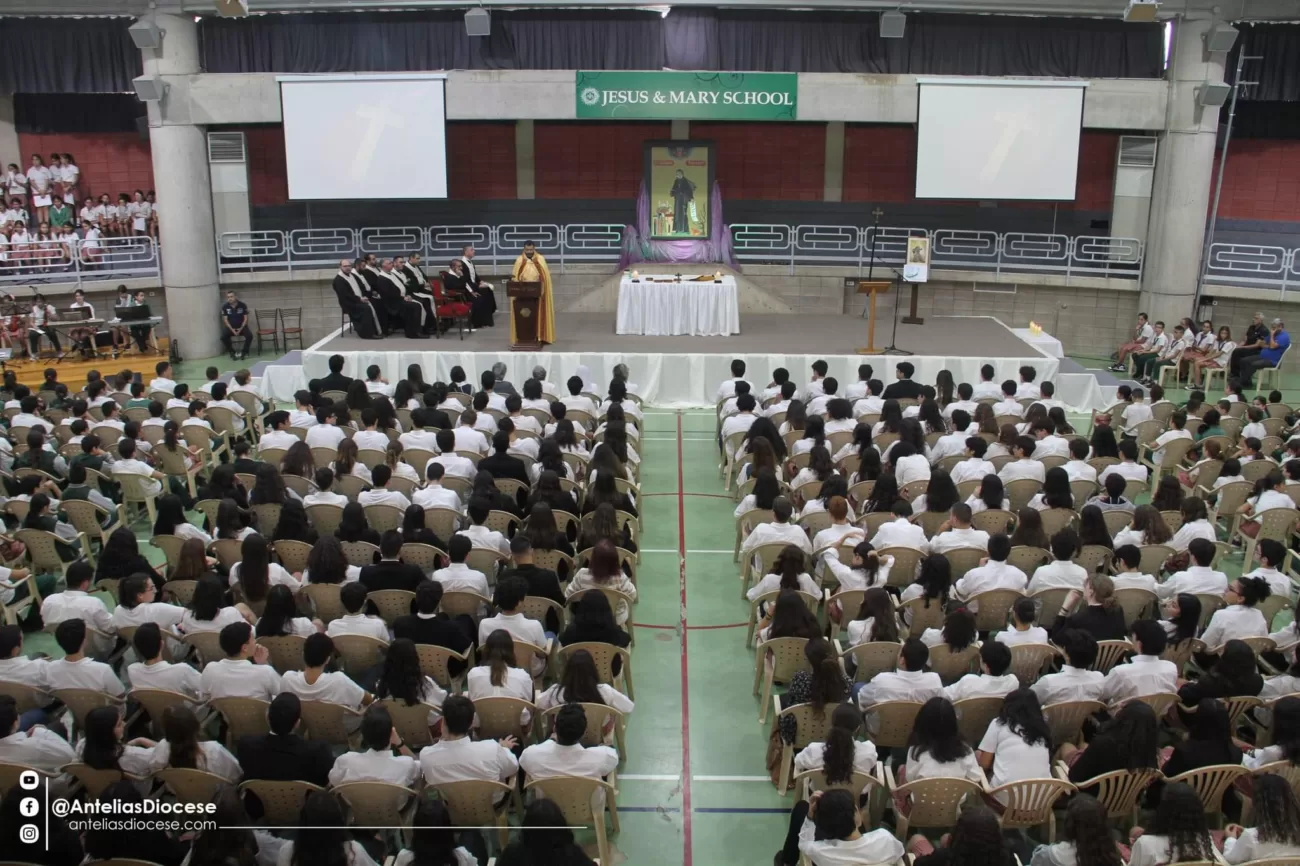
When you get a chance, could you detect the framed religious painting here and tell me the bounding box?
[644,140,714,240]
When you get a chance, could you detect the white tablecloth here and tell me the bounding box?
[616,275,740,336]
[1012,328,1065,359]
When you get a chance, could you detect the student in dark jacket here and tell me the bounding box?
[1054,573,1128,642]
[1065,700,1161,793]
[237,694,333,789]
[479,430,530,485]
[1177,639,1265,709]
[399,503,446,550]
[95,526,164,591]
[359,530,425,593]
[559,588,630,675]
[498,535,565,632]
[335,501,381,547]
[411,384,453,431]
[496,799,597,866]
[1157,697,1242,808]
[392,580,475,675]
[313,354,356,395]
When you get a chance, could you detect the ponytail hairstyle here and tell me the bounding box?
[852,540,881,587]
[821,704,862,786]
[335,438,358,475]
[163,419,182,452]
[385,440,403,470]
[483,629,516,688]
[1087,573,1117,610]
[854,587,899,643]
[804,637,846,715]
[775,545,805,592]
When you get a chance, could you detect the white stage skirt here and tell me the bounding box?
[266,321,1116,412]
[616,275,740,337]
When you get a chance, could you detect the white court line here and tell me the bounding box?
[619,774,772,783]
[642,436,717,441]
[642,549,735,554]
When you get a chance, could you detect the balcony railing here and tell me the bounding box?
[216,224,1148,283]
[1203,244,1300,294]
[0,237,159,288]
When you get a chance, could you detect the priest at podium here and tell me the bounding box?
[510,240,555,345]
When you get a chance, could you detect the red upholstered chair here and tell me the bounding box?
[433,275,471,340]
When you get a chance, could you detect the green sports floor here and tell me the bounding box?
[25,348,1300,865]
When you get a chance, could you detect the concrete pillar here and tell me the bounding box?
[515,120,535,200]
[0,95,20,166]
[823,121,845,203]
[141,13,222,359]
[671,119,690,140]
[1140,17,1229,327]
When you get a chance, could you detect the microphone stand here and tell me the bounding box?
[880,269,913,356]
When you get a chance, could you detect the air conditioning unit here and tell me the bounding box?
[1110,135,1157,263]
[214,0,249,17]
[207,131,251,248]
[1124,0,1159,22]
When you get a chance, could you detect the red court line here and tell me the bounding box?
[677,411,693,866]
[635,622,748,631]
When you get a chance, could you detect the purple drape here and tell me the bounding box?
[618,181,738,270]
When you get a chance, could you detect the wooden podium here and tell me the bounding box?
[507,280,543,350]
[855,280,892,354]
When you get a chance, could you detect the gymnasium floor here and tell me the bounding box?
[21,349,1300,865]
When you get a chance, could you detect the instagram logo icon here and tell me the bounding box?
[19,824,39,844]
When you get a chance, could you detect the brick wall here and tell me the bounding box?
[16,132,154,205]
[534,121,671,199]
[690,122,826,201]
[1212,138,1300,222]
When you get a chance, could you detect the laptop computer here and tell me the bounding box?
[115,304,151,321]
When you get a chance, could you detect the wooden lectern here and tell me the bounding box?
[507,281,543,350]
[855,280,892,355]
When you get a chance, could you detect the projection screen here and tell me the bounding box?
[279,74,448,200]
[914,78,1087,201]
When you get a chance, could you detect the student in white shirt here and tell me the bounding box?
[741,496,813,565]
[111,437,165,497]
[1157,536,1228,600]
[40,561,115,656]
[869,501,930,553]
[282,633,371,713]
[715,359,750,403]
[0,626,51,696]
[255,585,322,639]
[418,694,518,794]
[535,646,636,718]
[822,540,894,596]
[976,686,1052,794]
[1109,543,1160,594]
[147,703,242,783]
[519,703,619,798]
[1119,387,1155,433]
[1220,773,1300,864]
[305,406,349,450]
[1062,438,1097,484]
[780,788,904,866]
[304,467,349,509]
[951,437,997,486]
[566,540,638,626]
[467,630,535,725]
[1026,529,1088,595]
[945,641,1019,702]
[198,621,283,702]
[856,638,945,714]
[953,533,1027,610]
[1031,628,1105,706]
[992,381,1025,419]
[477,576,548,675]
[46,617,124,698]
[1125,781,1220,866]
[790,702,877,795]
[1244,538,1293,601]
[178,573,252,635]
[126,623,202,700]
[433,535,491,596]
[356,464,412,512]
[899,695,986,794]
[1099,618,1178,706]
[326,582,391,641]
[328,703,420,788]
[1147,410,1194,466]
[111,573,186,650]
[997,597,1051,648]
[1201,574,1271,651]
[926,503,990,556]
[998,436,1046,484]
[1238,469,1298,539]
[0,692,75,773]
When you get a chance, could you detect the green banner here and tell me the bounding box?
[575,71,797,120]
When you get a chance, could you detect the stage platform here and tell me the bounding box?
[260,313,1110,410]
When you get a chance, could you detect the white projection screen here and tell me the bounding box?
[914,78,1087,201]
[279,74,448,200]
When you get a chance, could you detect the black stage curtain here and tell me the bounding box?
[199,9,665,73]
[201,8,1162,78]
[1229,23,1300,103]
[14,93,146,134]
[0,17,141,94]
[1232,101,1300,139]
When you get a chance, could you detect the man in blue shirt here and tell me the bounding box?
[1238,317,1290,388]
[220,290,252,360]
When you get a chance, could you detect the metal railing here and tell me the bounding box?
[1203,243,1300,293]
[217,223,1149,283]
[0,236,159,288]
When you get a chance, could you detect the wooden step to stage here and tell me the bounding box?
[4,339,170,389]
